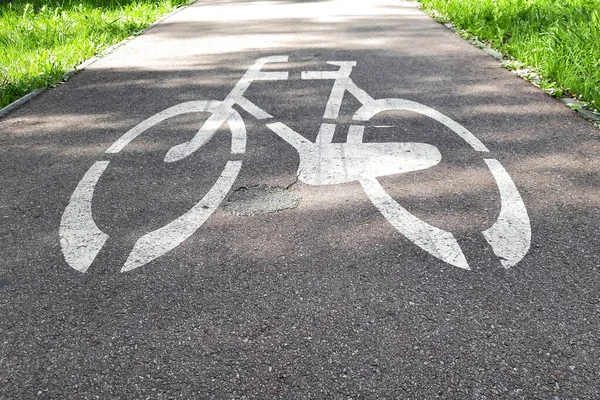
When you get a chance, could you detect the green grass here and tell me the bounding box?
[419,0,600,110]
[0,0,191,108]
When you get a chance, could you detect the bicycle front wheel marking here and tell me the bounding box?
[121,160,242,272]
[60,101,245,273]
[60,161,111,273]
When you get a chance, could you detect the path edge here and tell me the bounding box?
[0,0,197,119]
[424,8,600,129]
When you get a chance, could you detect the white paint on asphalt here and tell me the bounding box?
[164,105,246,162]
[60,161,110,273]
[267,122,441,185]
[360,177,470,270]
[106,101,220,154]
[60,55,531,273]
[165,56,287,162]
[354,98,490,152]
[121,160,243,272]
[302,61,373,119]
[346,125,365,143]
[223,55,289,120]
[234,96,272,120]
[482,159,531,268]
[316,123,336,144]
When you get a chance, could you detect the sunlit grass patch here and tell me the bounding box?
[0,0,191,108]
[419,0,600,110]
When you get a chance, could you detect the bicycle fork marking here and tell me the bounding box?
[60,56,531,273]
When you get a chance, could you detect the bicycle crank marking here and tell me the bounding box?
[267,122,442,185]
[61,55,532,273]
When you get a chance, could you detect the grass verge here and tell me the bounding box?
[418,0,600,113]
[0,0,191,109]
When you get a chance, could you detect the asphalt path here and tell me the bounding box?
[1,0,600,398]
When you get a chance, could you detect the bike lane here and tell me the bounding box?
[1,0,599,397]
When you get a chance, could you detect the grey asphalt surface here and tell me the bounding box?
[1,0,600,398]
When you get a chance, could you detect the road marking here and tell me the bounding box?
[224,55,289,120]
[482,159,531,268]
[267,122,441,185]
[163,103,246,162]
[346,125,364,143]
[61,55,531,273]
[60,161,110,273]
[316,123,336,144]
[107,101,220,154]
[360,177,470,270]
[121,160,243,272]
[354,99,490,152]
[302,61,373,119]
[235,96,272,120]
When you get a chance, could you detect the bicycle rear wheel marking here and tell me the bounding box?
[360,177,470,270]
[354,99,490,152]
[482,159,531,268]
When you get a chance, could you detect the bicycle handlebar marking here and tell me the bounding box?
[60,55,531,273]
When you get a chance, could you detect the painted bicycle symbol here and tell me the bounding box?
[60,55,531,273]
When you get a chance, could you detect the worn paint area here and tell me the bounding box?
[224,186,302,216]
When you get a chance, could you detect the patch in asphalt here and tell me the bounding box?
[223,186,301,216]
[0,279,10,289]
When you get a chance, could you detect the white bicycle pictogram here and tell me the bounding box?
[60,55,531,273]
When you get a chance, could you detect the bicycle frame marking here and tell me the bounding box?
[60,55,531,273]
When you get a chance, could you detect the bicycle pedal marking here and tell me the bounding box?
[60,55,531,273]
